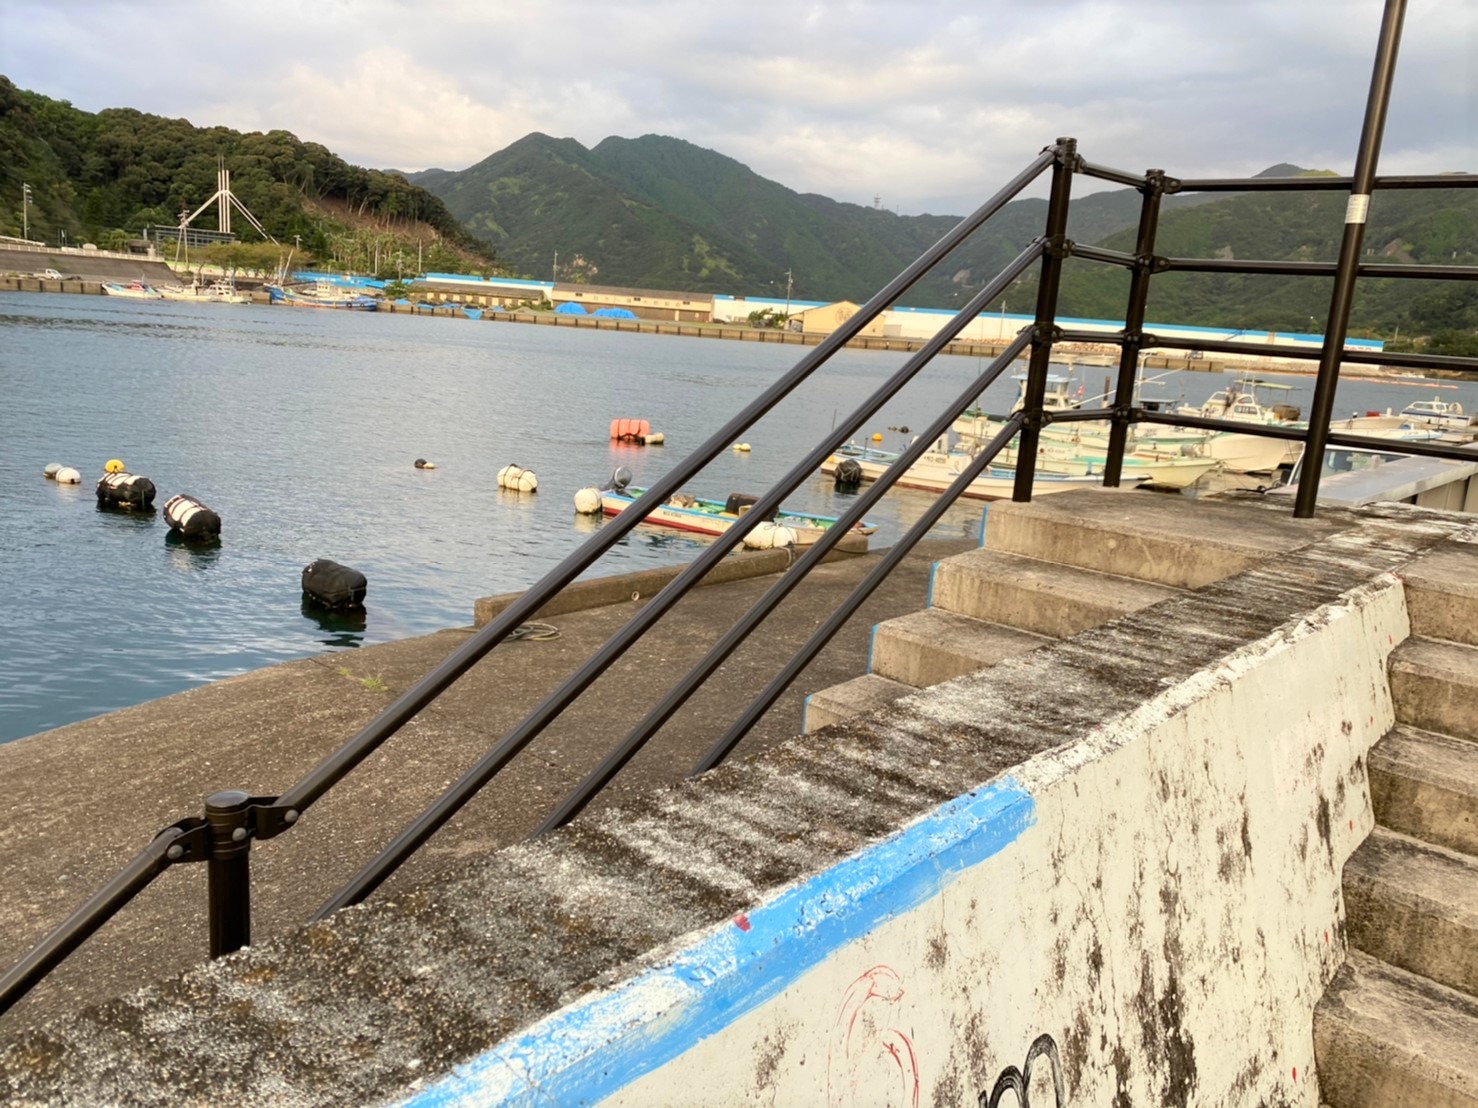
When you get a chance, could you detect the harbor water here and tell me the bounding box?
[2,291,1473,743]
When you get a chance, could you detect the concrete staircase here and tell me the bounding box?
[803,488,1336,733]
[1315,542,1478,1106]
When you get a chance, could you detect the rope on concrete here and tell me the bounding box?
[508,622,560,641]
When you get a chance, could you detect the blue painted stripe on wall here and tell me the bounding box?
[402,778,1036,1107]
[979,505,989,548]
[926,562,938,609]
[867,623,878,672]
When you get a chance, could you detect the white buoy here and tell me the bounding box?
[497,464,538,492]
[43,463,62,479]
[55,467,81,484]
[639,432,665,446]
[743,521,797,550]
[573,487,603,514]
[732,442,752,453]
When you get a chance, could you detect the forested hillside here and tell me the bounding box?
[407,133,1223,305]
[0,77,493,273]
[1018,181,1478,351]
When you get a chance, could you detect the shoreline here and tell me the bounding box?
[2,276,1437,382]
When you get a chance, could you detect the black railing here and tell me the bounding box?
[4,0,1477,1024]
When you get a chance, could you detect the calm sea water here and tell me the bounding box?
[2,291,1473,742]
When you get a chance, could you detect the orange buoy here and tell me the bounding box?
[610,418,652,443]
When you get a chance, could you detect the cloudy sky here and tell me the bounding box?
[1,0,1471,214]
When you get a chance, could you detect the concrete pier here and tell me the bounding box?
[1,492,1474,1106]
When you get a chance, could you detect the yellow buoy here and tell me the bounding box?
[104,458,126,473]
[871,433,883,443]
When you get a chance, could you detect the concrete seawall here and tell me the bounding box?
[1,497,1469,1105]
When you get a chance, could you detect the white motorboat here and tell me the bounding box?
[1399,398,1472,430]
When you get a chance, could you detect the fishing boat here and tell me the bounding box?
[820,438,1152,500]
[599,486,877,544]
[159,279,251,304]
[265,283,379,311]
[101,281,163,300]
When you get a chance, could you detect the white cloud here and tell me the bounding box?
[0,0,1470,214]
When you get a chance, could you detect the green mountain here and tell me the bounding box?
[0,77,490,270]
[406,133,1223,306]
[1040,178,1478,348]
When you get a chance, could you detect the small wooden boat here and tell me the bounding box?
[600,487,876,544]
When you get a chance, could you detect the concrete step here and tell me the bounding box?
[980,487,1341,588]
[868,608,1050,688]
[803,674,913,734]
[927,548,1180,639]
[1402,542,1478,647]
[1343,827,1478,1001]
[1390,637,1478,743]
[1370,726,1478,857]
[1315,950,1478,1107]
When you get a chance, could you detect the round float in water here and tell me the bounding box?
[164,494,221,540]
[96,471,156,510]
[573,487,603,514]
[302,558,367,609]
[497,464,538,492]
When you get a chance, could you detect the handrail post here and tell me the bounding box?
[1294,0,1405,517]
[1103,170,1164,485]
[1012,138,1077,501]
[204,790,253,958]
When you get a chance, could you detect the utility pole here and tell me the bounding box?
[553,250,558,283]
[22,183,31,242]
[784,267,792,318]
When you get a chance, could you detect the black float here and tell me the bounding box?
[301,559,368,609]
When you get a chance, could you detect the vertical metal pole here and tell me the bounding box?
[204,790,252,958]
[1012,139,1076,502]
[1294,0,1405,517]
[1103,171,1164,486]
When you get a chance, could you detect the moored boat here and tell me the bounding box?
[599,486,876,544]
[820,439,1152,499]
[101,280,163,300]
[1399,398,1471,430]
[159,279,251,304]
[266,282,379,310]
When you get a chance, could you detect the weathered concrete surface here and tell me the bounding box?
[1401,541,1478,647]
[1315,951,1478,1107]
[867,607,1049,686]
[0,499,1465,1106]
[1343,827,1478,997]
[472,537,869,627]
[982,485,1348,587]
[1390,637,1478,741]
[930,546,1182,637]
[0,537,973,1033]
[1369,726,1478,856]
[801,673,912,733]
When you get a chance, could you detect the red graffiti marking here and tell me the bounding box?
[827,966,920,1107]
[1349,820,1355,831]
[1324,930,1330,945]
[1292,1066,1298,1082]
[733,914,751,932]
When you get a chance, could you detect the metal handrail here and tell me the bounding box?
[535,331,1035,833]
[694,414,1029,774]
[315,242,1053,916]
[0,147,1062,1018]
[5,0,1476,1021]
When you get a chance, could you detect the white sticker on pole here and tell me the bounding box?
[1345,194,1371,224]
